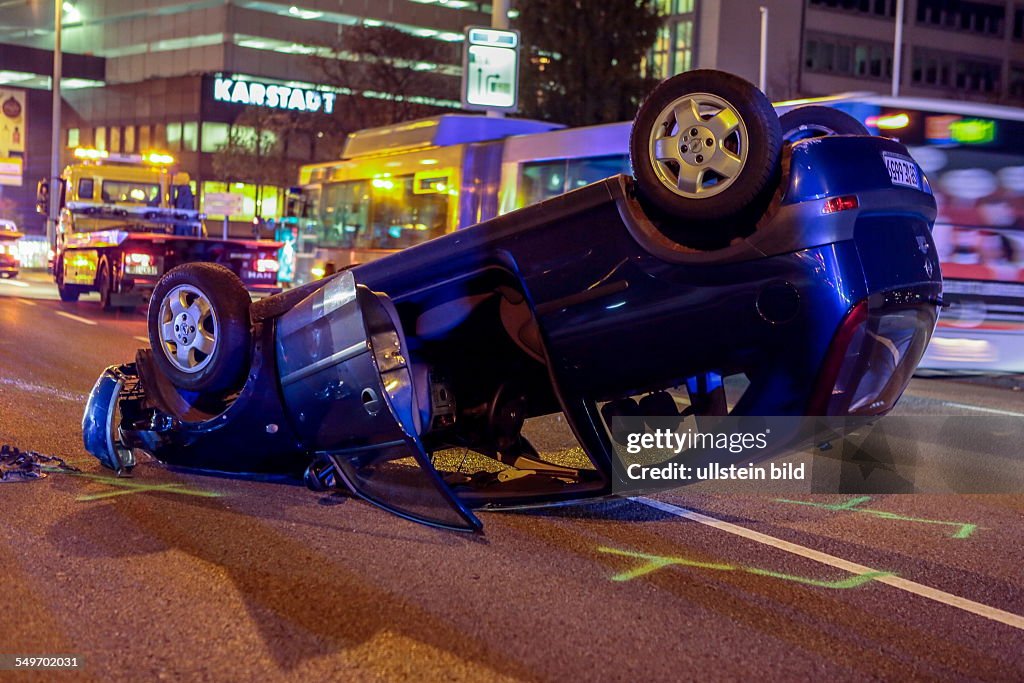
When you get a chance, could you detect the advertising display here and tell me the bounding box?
[0,87,26,187]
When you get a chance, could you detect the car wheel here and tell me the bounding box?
[97,259,114,311]
[629,69,782,238]
[56,257,82,302]
[778,105,869,144]
[148,262,252,393]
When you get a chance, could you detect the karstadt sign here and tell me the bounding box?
[213,77,337,114]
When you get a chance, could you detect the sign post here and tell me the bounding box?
[460,27,520,114]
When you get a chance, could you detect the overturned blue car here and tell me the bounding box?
[83,70,942,531]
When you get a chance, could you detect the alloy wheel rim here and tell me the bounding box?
[157,284,219,374]
[648,92,749,199]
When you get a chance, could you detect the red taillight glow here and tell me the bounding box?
[125,252,152,267]
[256,258,279,273]
[808,300,869,416]
[821,195,859,214]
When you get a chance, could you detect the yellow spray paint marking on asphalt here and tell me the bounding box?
[43,468,223,501]
[775,496,979,538]
[597,546,892,588]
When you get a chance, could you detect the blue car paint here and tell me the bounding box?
[83,135,941,531]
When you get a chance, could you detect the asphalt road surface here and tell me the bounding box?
[2,272,1023,682]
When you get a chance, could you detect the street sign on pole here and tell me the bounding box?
[461,26,520,113]
[204,192,245,239]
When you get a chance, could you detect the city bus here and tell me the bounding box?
[817,95,1024,374]
[293,95,1024,372]
[285,115,558,281]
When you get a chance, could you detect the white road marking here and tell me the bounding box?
[133,336,150,344]
[0,377,87,402]
[941,401,1024,418]
[0,278,29,288]
[15,298,36,306]
[55,311,98,326]
[634,496,1024,631]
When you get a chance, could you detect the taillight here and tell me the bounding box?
[821,195,859,214]
[125,253,152,267]
[809,299,936,416]
[809,301,869,415]
[256,258,279,273]
[124,252,157,276]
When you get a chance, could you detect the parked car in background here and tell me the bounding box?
[0,219,22,279]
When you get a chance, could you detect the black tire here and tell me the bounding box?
[778,105,869,144]
[147,262,252,394]
[97,259,114,311]
[629,69,782,234]
[56,257,82,302]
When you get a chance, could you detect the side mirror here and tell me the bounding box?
[36,179,49,215]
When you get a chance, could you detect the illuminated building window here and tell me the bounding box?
[182,122,199,152]
[166,122,182,152]
[201,181,281,221]
[66,128,79,148]
[201,122,230,153]
[124,126,136,154]
[644,6,696,80]
[94,126,107,151]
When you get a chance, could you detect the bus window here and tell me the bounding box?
[320,181,368,248]
[520,160,568,207]
[519,155,631,209]
[355,175,448,251]
[566,154,631,191]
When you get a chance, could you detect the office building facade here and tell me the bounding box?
[1,0,1021,235]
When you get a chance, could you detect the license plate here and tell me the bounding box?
[127,265,158,276]
[882,152,921,189]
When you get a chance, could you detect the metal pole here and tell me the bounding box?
[48,0,62,249]
[491,0,509,30]
[892,0,905,97]
[486,0,510,119]
[758,6,769,93]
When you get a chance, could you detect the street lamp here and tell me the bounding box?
[47,0,65,249]
[47,2,80,248]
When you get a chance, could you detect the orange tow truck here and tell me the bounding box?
[38,148,282,309]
